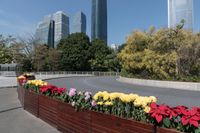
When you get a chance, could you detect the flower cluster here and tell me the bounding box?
[93,91,157,113]
[27,80,48,87]
[17,75,27,86]
[65,88,93,111]
[17,74,36,86]
[149,103,200,132]
[40,85,65,97]
[92,91,157,120]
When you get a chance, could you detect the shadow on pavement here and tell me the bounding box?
[0,106,22,114]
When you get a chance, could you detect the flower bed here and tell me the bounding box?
[17,74,200,133]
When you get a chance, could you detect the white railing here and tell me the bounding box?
[33,71,119,77]
[0,71,16,76]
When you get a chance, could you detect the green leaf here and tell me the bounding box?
[195,128,200,133]
[163,118,171,128]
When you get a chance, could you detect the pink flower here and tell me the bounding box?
[69,88,77,97]
[85,92,92,100]
[91,100,97,107]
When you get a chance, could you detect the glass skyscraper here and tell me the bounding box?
[91,0,107,44]
[35,15,55,48]
[53,11,70,47]
[168,0,194,31]
[73,11,86,33]
[35,11,69,48]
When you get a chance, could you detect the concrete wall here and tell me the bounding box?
[117,77,200,91]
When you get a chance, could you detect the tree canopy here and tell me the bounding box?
[118,27,200,81]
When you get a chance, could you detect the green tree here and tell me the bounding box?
[48,48,62,71]
[0,46,12,63]
[118,25,200,81]
[33,45,49,71]
[89,39,111,71]
[57,33,91,71]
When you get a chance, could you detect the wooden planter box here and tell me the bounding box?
[24,90,39,117]
[38,95,58,128]
[57,101,91,133]
[17,85,25,107]
[21,89,181,133]
[157,127,180,133]
[91,111,154,133]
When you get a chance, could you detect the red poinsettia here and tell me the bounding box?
[149,103,177,123]
[40,85,66,96]
[40,85,57,94]
[181,108,200,128]
[56,88,66,95]
[173,106,188,115]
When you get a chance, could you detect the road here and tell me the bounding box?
[0,87,59,133]
[47,76,200,107]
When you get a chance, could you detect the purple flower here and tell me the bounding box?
[69,88,77,97]
[91,100,97,107]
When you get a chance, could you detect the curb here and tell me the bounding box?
[117,76,200,92]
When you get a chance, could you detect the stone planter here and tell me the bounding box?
[24,90,39,117]
[38,95,58,128]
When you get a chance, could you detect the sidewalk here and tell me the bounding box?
[0,87,59,133]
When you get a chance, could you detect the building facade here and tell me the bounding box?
[53,11,70,47]
[35,15,55,48]
[73,11,86,33]
[91,0,107,44]
[168,0,194,31]
[110,44,119,52]
[35,11,69,48]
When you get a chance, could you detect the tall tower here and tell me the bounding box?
[73,11,86,33]
[91,0,107,44]
[53,11,70,47]
[35,11,69,48]
[35,15,55,48]
[168,0,194,31]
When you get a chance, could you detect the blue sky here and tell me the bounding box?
[0,0,200,45]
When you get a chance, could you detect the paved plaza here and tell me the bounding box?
[0,87,59,133]
[48,76,200,107]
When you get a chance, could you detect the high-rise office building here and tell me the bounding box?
[53,11,70,47]
[35,11,69,48]
[91,0,107,44]
[73,11,86,33]
[35,15,55,48]
[168,0,194,31]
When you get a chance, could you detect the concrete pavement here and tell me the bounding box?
[0,87,59,133]
[47,76,200,107]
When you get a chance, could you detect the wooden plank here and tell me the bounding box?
[24,90,39,117]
